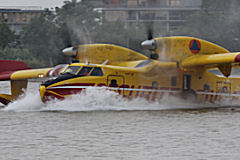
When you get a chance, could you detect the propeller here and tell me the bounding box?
[61,24,79,59]
[147,23,153,40]
[141,23,158,59]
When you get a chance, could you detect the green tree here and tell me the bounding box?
[21,0,151,67]
[55,0,101,46]
[175,0,240,51]
[22,9,65,67]
[22,1,102,67]
[0,22,16,48]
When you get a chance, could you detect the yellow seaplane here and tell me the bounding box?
[1,36,240,105]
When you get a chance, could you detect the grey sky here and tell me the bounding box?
[0,0,65,9]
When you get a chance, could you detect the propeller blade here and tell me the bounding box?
[64,29,72,48]
[147,28,153,40]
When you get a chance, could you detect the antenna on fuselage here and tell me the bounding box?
[102,60,108,65]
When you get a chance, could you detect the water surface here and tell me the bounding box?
[0,81,239,160]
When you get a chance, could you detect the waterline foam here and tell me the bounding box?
[2,87,215,112]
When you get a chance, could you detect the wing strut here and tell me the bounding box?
[0,80,27,105]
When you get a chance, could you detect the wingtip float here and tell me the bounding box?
[1,36,240,106]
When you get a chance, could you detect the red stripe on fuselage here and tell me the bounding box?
[42,91,65,103]
[43,83,181,103]
[50,83,95,87]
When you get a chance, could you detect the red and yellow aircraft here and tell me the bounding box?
[1,36,240,105]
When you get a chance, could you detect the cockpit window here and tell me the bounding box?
[62,66,80,75]
[78,67,93,76]
[90,67,103,76]
[135,60,151,68]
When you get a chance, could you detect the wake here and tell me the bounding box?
[1,87,221,112]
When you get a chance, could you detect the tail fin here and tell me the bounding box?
[154,36,230,62]
[154,36,233,77]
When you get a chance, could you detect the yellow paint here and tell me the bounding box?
[75,44,147,64]
[11,68,52,80]
[0,80,27,105]
[2,36,240,105]
[181,52,240,68]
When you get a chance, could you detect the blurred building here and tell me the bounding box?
[0,6,43,34]
[86,0,202,32]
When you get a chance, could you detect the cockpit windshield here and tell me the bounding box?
[61,65,104,77]
[78,67,93,76]
[90,67,103,76]
[62,66,81,75]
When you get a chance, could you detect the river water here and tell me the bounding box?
[0,81,240,160]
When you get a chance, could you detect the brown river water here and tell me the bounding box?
[0,81,240,160]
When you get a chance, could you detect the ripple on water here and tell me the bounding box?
[0,82,240,159]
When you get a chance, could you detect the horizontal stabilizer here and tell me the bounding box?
[181,52,240,68]
[180,52,240,77]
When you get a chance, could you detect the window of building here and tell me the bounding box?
[128,11,137,20]
[103,0,119,5]
[169,0,180,6]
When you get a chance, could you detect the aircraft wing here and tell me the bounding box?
[63,44,148,65]
[0,64,66,81]
[0,68,51,81]
[10,65,66,80]
[181,52,240,68]
[0,60,67,105]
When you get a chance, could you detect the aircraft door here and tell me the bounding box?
[183,75,191,91]
[107,75,125,95]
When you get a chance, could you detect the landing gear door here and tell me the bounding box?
[107,75,125,94]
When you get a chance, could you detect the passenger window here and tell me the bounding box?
[110,79,118,87]
[203,84,210,92]
[90,67,103,76]
[78,67,92,76]
[135,60,151,68]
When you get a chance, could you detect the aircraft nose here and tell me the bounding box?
[40,85,46,101]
